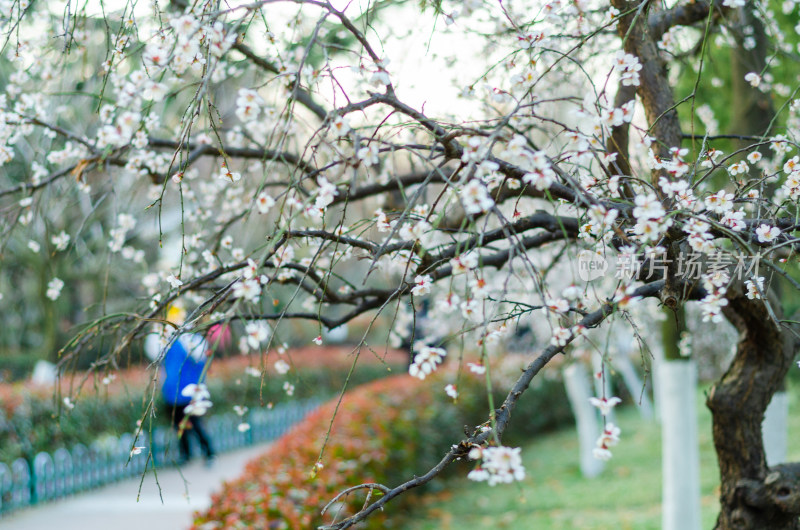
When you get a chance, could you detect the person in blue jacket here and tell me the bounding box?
[145,306,216,465]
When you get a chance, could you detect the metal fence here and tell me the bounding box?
[0,398,320,516]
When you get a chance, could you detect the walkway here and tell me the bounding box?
[0,442,269,530]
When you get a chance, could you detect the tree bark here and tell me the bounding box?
[707,287,800,529]
[611,1,682,163]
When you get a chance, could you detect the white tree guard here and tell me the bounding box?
[563,363,604,478]
[660,359,701,530]
[763,391,788,466]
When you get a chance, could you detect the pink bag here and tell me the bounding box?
[206,324,232,351]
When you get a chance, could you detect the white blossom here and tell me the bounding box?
[331,115,351,137]
[46,278,64,300]
[51,231,70,251]
[589,396,622,416]
[411,274,432,296]
[467,446,526,486]
[460,180,495,214]
[613,51,642,86]
[550,327,571,347]
[166,274,183,289]
[756,224,781,243]
[745,276,765,300]
[744,72,761,87]
[245,321,271,349]
[255,192,275,213]
[408,345,446,380]
[274,359,290,374]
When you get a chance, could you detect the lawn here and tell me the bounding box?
[406,381,800,529]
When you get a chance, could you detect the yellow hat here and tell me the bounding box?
[167,304,186,325]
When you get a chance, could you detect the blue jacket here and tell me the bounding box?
[161,335,208,406]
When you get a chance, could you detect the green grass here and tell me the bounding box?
[405,382,800,530]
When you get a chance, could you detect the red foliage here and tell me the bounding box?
[229,344,408,372]
[192,374,430,529]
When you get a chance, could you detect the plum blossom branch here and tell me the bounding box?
[325,281,667,529]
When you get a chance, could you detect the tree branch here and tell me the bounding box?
[648,1,716,40]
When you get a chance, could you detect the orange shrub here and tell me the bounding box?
[192,375,447,529]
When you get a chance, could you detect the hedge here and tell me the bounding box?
[192,362,573,529]
[0,347,406,463]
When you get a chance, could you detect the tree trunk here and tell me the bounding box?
[707,288,800,529]
[709,6,797,526]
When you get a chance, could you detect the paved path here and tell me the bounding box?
[1,443,269,530]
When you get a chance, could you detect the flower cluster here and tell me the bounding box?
[613,51,642,86]
[46,278,64,301]
[244,321,271,350]
[699,272,730,323]
[460,179,495,214]
[408,345,447,380]
[593,423,621,461]
[467,445,526,486]
[631,193,671,243]
[182,383,213,416]
[108,213,138,254]
[235,88,265,123]
[519,149,557,191]
[745,276,765,300]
